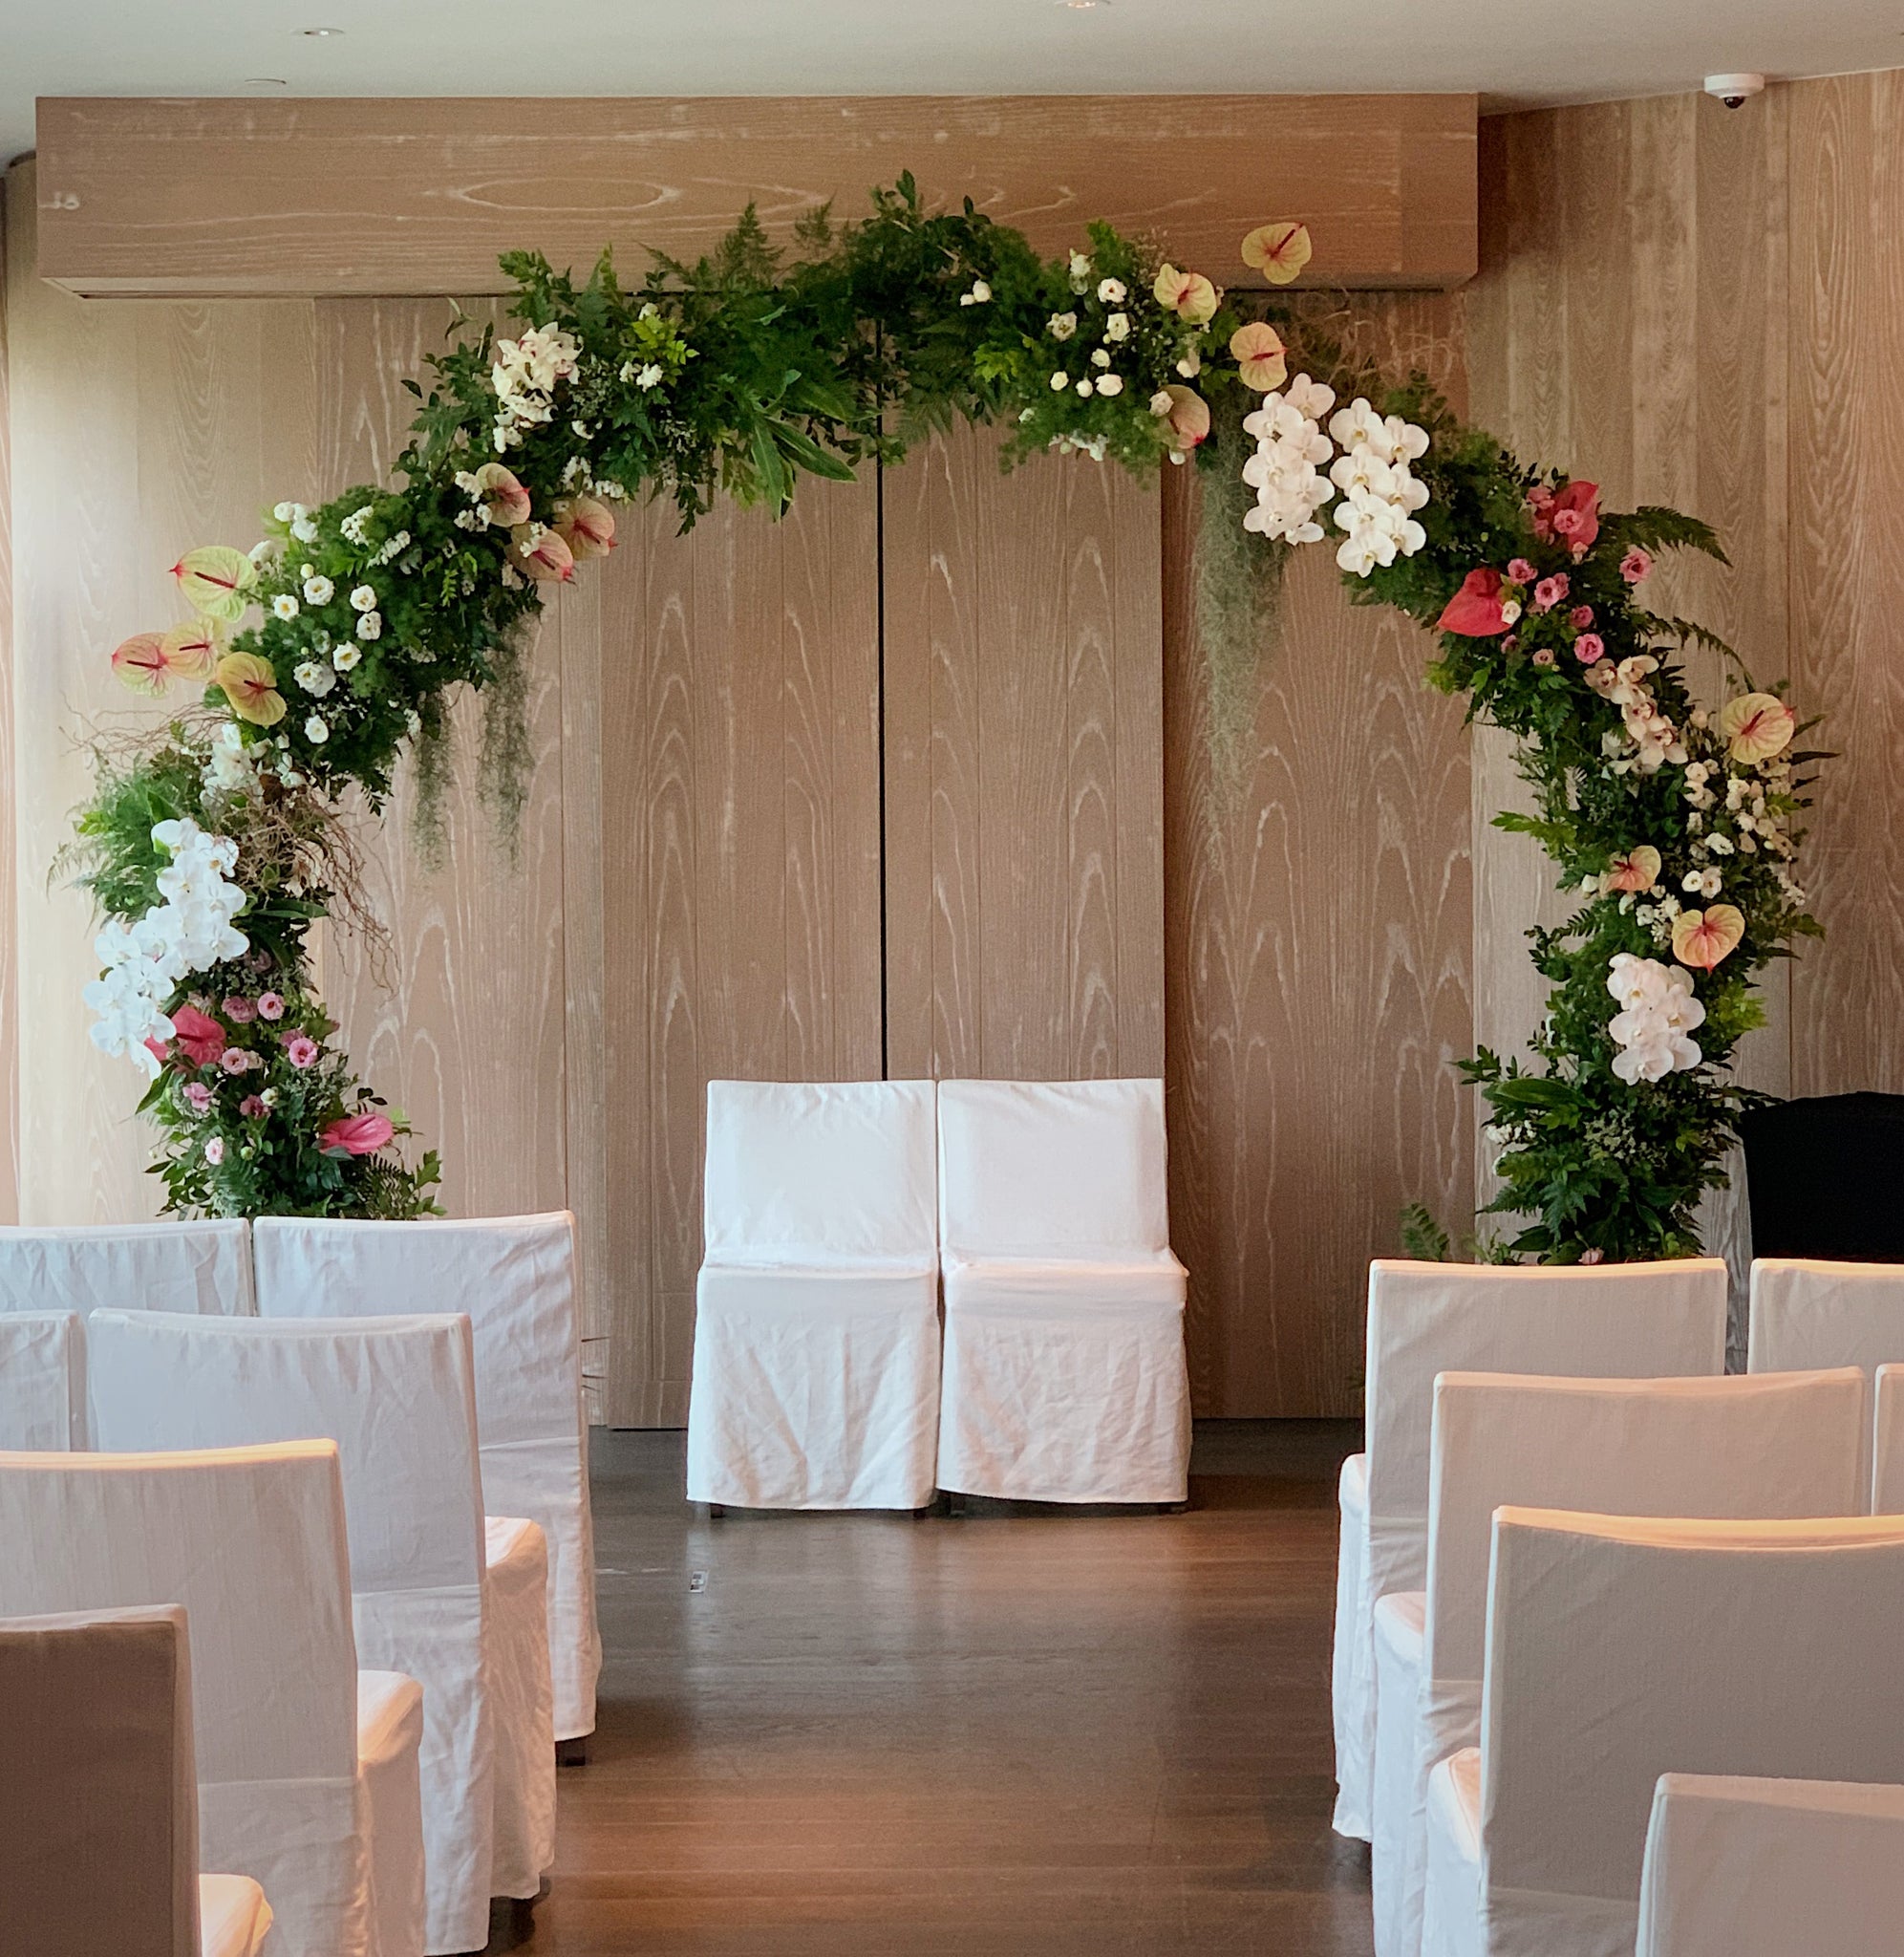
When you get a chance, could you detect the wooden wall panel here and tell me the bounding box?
[883,425,1164,1084]
[590,483,885,1428]
[1162,298,1473,1417]
[0,188,15,1221]
[35,94,1477,298]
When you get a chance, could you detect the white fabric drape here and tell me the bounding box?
[1371,1366,1866,1957]
[89,1308,555,1955]
[0,1309,83,1449]
[1421,1508,1904,1957]
[935,1080,1189,1503]
[1637,1773,1904,1957]
[1334,1258,1729,1840]
[252,1212,600,1743]
[0,1440,425,1957]
[689,1080,941,1511]
[0,1219,254,1318]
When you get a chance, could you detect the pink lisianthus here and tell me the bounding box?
[204,1137,225,1166]
[1531,648,1556,667]
[256,992,286,1022]
[1532,573,1570,613]
[171,1004,226,1068]
[1507,558,1537,585]
[223,995,257,1023]
[182,1082,213,1113]
[1574,633,1606,664]
[318,1110,396,1157]
[239,1095,267,1118]
[1570,604,1595,629]
[1619,546,1653,585]
[283,1034,319,1069]
[219,1046,252,1075]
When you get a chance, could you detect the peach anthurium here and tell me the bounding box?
[160,619,222,681]
[474,462,532,527]
[170,546,256,623]
[554,495,616,560]
[214,652,288,728]
[508,523,577,583]
[1229,321,1288,393]
[1160,385,1212,452]
[1241,220,1313,285]
[1152,263,1219,326]
[1717,691,1796,765]
[1602,845,1662,894]
[111,633,172,696]
[1672,903,1745,971]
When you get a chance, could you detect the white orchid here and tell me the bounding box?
[1606,953,1705,1083]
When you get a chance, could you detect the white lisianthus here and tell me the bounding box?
[302,573,334,605]
[1096,374,1123,397]
[1097,277,1126,304]
[270,593,299,620]
[1104,312,1130,342]
[272,501,298,524]
[1051,372,1070,391]
[349,585,377,613]
[1047,312,1078,341]
[305,716,329,744]
[1075,378,1094,398]
[354,612,381,642]
[1090,348,1111,369]
[290,513,319,544]
[332,644,361,672]
[293,659,335,697]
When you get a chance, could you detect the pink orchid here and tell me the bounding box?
[1436,568,1513,637]
[1532,573,1570,613]
[223,995,257,1023]
[283,1034,319,1069]
[256,992,286,1022]
[318,1110,396,1157]
[1575,633,1606,665]
[171,1005,226,1069]
[1619,546,1653,585]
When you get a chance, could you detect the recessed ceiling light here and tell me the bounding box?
[1056,1,1109,10]
[297,25,345,35]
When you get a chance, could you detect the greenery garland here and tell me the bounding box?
[73,177,1819,1255]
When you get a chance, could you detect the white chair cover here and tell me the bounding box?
[1873,1364,1904,1513]
[89,1310,555,1954]
[935,1079,1189,1503]
[0,1309,84,1448]
[688,1080,941,1510]
[0,1604,272,1957]
[1372,1367,1865,1957]
[252,1212,600,1742]
[1336,1258,1728,1839]
[0,1441,425,1957]
[1420,1509,1904,1957]
[0,1219,254,1317]
[1749,1258,1904,1484]
[1637,1773,1904,1957]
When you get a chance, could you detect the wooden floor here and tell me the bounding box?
[508,1422,1374,1954]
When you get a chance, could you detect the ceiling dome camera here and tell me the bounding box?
[1704,73,1766,109]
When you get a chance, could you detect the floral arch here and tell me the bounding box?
[72,178,1818,1261]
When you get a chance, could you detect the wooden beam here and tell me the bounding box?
[33,94,1476,298]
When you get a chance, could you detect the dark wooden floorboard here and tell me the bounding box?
[510,1420,1373,1954]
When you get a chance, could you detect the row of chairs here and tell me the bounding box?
[1333,1254,1904,1957]
[689,1078,1192,1510]
[0,1211,599,1746]
[1,1308,557,1957]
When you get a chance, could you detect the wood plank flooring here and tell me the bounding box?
[509,1422,1373,1954]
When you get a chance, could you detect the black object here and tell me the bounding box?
[1740,1092,1904,1261]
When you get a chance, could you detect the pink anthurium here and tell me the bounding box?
[170,546,256,622]
[1240,220,1313,285]
[214,652,287,728]
[111,633,172,696]
[161,619,222,680]
[1673,904,1745,971]
[1152,263,1219,325]
[1602,845,1662,894]
[474,462,532,527]
[1717,691,1796,764]
[1435,568,1513,636]
[554,495,616,560]
[169,1005,227,1069]
[318,1109,396,1157]
[1229,321,1289,392]
[508,524,577,584]
[1160,385,1211,452]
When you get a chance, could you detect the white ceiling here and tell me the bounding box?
[4,0,1900,166]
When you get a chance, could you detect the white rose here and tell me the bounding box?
[332,644,362,672]
[1097,277,1126,303]
[355,612,381,641]
[1090,348,1111,369]
[1075,378,1094,398]
[271,593,299,620]
[302,574,334,605]
[305,716,329,743]
[1104,313,1130,342]
[1047,312,1078,341]
[1096,374,1123,397]
[349,585,377,613]
[1051,372,1070,391]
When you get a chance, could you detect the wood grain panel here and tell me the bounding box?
[35,94,1476,298]
[883,424,1165,1085]
[0,188,15,1221]
[591,482,884,1427]
[1163,297,1473,1417]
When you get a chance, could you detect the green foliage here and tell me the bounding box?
[1400,1202,1453,1262]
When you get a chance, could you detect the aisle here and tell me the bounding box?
[513,1423,1372,1955]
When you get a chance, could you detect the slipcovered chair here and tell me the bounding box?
[90,1310,555,1955]
[0,1604,273,1957]
[689,1079,942,1511]
[1333,1258,1728,1840]
[935,1078,1189,1504]
[0,1441,426,1957]
[1749,1257,1904,1479]
[252,1212,600,1744]
[0,1309,84,1448]
[1371,1367,1865,1957]
[0,1218,254,1318]
[1419,1509,1904,1957]
[1636,1774,1904,1957]
[1870,1363,1904,1511]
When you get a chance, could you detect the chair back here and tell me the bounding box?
[0,1219,254,1317]
[702,1079,937,1260]
[1749,1258,1904,1377]
[936,1078,1169,1258]
[251,1212,598,1738]
[1637,1773,1904,1957]
[0,1310,85,1449]
[0,1442,362,1953]
[1870,1364,1904,1513]
[1479,1508,1904,1956]
[1424,1368,1866,1752]
[1364,1258,1728,1603]
[0,1604,199,1957]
